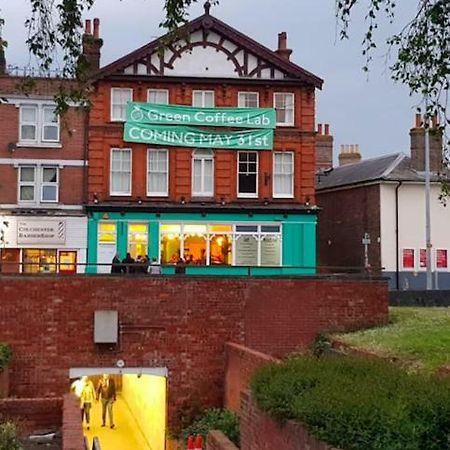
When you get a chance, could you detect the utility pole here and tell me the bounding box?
[424,108,433,290]
[362,232,371,271]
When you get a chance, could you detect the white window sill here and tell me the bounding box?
[17,142,62,149]
[273,195,295,199]
[237,194,258,199]
[147,193,168,197]
[276,123,295,127]
[110,193,132,196]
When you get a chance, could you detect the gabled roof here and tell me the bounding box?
[96,12,323,88]
[316,153,445,191]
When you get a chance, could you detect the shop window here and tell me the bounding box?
[147,89,169,104]
[110,148,132,195]
[402,248,415,269]
[160,232,181,264]
[237,152,258,198]
[273,92,294,126]
[210,234,232,265]
[436,249,448,269]
[147,149,168,196]
[419,249,427,269]
[98,223,117,243]
[238,92,259,108]
[273,152,294,198]
[59,251,77,274]
[0,249,20,273]
[192,150,214,197]
[235,235,258,266]
[23,249,57,273]
[260,235,281,266]
[192,90,215,108]
[128,223,148,259]
[19,103,60,145]
[111,88,133,121]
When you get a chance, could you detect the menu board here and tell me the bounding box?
[402,249,414,269]
[260,236,281,266]
[436,249,448,269]
[235,236,258,265]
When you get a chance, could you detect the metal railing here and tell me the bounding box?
[5,64,65,78]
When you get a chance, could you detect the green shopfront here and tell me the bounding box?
[86,211,316,275]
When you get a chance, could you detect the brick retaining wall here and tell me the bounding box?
[206,431,239,450]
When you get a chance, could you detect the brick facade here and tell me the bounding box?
[206,430,239,450]
[317,184,381,270]
[0,275,388,431]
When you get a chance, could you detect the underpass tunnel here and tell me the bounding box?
[70,369,167,450]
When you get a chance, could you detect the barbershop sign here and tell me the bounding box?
[17,220,66,245]
[126,103,276,129]
[124,122,273,150]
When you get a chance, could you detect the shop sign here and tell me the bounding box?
[126,102,276,129]
[17,220,66,245]
[124,122,273,150]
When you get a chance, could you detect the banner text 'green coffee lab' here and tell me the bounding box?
[126,102,276,129]
[124,122,273,150]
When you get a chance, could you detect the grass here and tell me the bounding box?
[333,307,450,372]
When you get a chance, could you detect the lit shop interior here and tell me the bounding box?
[87,212,317,275]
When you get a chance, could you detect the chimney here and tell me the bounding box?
[81,17,103,77]
[316,123,333,171]
[275,32,292,61]
[0,39,6,76]
[339,144,362,167]
[410,114,443,173]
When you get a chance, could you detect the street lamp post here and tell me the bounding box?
[424,110,433,290]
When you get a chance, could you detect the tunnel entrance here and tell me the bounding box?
[69,367,168,450]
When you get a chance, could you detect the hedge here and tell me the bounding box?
[251,356,450,450]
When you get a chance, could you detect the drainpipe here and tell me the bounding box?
[395,181,403,290]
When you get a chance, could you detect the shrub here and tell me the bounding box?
[182,408,240,446]
[0,344,11,371]
[251,356,450,450]
[0,422,21,450]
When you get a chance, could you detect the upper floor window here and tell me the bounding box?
[110,148,132,195]
[192,90,215,108]
[111,88,133,121]
[273,152,294,198]
[237,152,258,198]
[238,92,259,108]
[19,104,60,145]
[192,149,214,197]
[147,149,169,197]
[274,93,294,126]
[18,165,59,203]
[147,89,169,104]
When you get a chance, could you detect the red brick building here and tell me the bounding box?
[0,57,88,274]
[85,5,323,275]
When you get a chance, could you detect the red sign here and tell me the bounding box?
[402,249,414,269]
[436,249,448,269]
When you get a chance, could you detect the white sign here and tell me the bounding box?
[17,220,66,245]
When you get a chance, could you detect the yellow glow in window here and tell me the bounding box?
[99,222,116,243]
[209,225,232,233]
[129,224,147,233]
[184,224,207,234]
[161,224,181,233]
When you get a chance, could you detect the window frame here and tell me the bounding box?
[110,88,133,122]
[192,149,214,197]
[237,151,259,198]
[110,148,132,196]
[147,89,169,104]
[147,148,169,197]
[40,166,59,203]
[18,166,37,204]
[238,92,259,108]
[192,90,215,108]
[18,103,61,146]
[273,92,295,126]
[41,105,60,143]
[436,249,448,271]
[273,152,294,198]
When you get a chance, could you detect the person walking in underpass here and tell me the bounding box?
[97,374,117,429]
[80,376,95,430]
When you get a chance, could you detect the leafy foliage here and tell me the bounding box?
[251,355,450,450]
[0,422,21,450]
[182,408,240,446]
[0,344,12,370]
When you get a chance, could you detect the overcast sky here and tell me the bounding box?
[1,0,420,163]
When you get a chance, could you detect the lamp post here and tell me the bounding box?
[424,108,433,290]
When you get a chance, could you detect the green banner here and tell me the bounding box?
[124,122,273,150]
[126,102,276,129]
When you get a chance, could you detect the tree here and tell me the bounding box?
[0,1,448,153]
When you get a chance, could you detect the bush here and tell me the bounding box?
[251,356,450,450]
[0,344,11,370]
[182,408,240,446]
[0,422,21,450]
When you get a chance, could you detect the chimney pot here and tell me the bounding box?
[278,32,287,50]
[85,19,92,35]
[432,114,438,128]
[415,113,422,128]
[317,123,323,135]
[93,18,100,39]
[324,124,330,135]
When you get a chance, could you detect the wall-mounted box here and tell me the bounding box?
[94,310,118,344]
